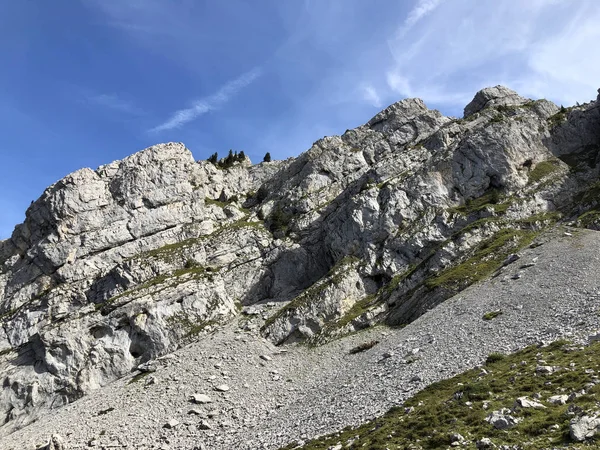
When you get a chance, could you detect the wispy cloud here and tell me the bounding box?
[397,0,444,37]
[150,68,262,133]
[374,0,600,115]
[87,93,143,115]
[361,84,383,108]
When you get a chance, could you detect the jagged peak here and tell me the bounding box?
[367,97,430,127]
[463,85,527,118]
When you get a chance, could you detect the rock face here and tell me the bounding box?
[463,85,527,117]
[1,86,600,431]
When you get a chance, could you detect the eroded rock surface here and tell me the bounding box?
[1,85,600,433]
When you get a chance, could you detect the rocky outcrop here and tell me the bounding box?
[0,143,288,430]
[463,85,527,117]
[1,85,600,431]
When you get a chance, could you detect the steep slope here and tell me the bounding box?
[0,86,599,434]
[3,227,600,449]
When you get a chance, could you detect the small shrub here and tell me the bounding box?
[184,259,198,269]
[490,114,505,124]
[269,206,293,233]
[349,340,379,354]
[482,310,503,321]
[485,352,506,365]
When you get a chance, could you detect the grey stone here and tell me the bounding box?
[164,419,180,429]
[486,409,520,429]
[570,415,600,442]
[547,394,569,405]
[191,394,213,404]
[514,396,546,409]
[476,437,496,449]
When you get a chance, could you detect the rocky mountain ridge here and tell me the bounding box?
[1,85,600,441]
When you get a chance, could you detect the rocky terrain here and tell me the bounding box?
[1,85,600,448]
[3,227,600,449]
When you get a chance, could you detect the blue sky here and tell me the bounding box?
[1,0,599,239]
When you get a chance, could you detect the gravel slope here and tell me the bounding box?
[3,227,600,450]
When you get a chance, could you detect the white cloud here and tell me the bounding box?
[361,84,383,108]
[523,6,600,104]
[88,93,142,115]
[397,0,444,36]
[377,0,600,114]
[151,68,262,132]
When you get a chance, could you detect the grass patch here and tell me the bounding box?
[204,197,230,208]
[127,372,150,385]
[425,228,537,292]
[547,106,572,128]
[517,211,561,227]
[528,159,562,184]
[485,352,506,364]
[282,339,600,449]
[128,237,201,262]
[262,256,360,330]
[269,206,294,234]
[577,209,600,229]
[448,188,511,216]
[482,310,503,321]
[167,313,219,338]
[96,264,216,312]
[489,113,505,124]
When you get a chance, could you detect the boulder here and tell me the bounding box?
[570,414,600,442]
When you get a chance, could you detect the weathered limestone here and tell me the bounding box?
[1,86,600,432]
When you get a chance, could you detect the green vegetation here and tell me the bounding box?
[577,210,600,229]
[208,149,247,169]
[495,104,518,114]
[263,152,272,163]
[448,188,511,216]
[528,159,563,184]
[128,237,201,263]
[97,263,217,312]
[282,339,600,450]
[489,113,505,124]
[517,211,562,227]
[204,197,230,208]
[547,106,572,128]
[127,372,150,385]
[482,310,503,321]
[262,256,360,330]
[485,352,506,364]
[337,295,377,329]
[269,206,293,234]
[573,181,600,229]
[376,170,411,190]
[167,312,218,339]
[425,228,537,292]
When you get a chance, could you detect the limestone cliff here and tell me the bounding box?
[0,86,599,431]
